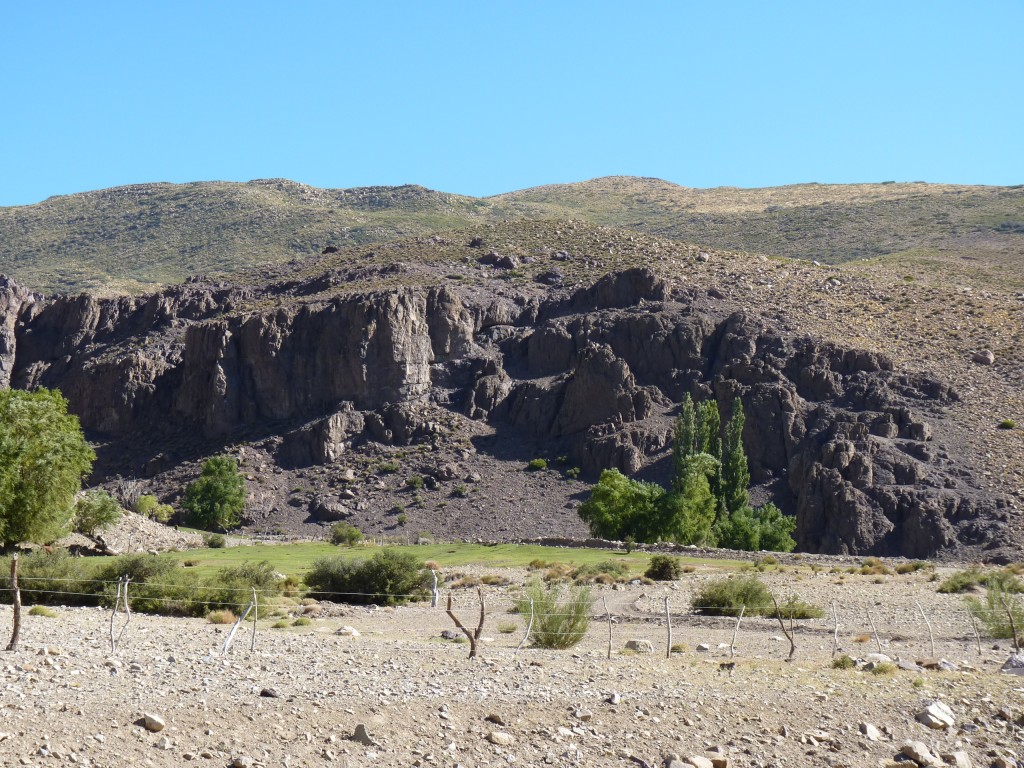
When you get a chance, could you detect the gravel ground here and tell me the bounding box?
[2,564,1023,768]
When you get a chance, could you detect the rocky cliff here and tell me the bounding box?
[0,257,1014,558]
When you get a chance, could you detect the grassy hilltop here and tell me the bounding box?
[2,176,1022,294]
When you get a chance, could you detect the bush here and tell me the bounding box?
[871,662,897,676]
[305,550,431,606]
[204,533,227,549]
[96,553,201,615]
[831,654,855,670]
[182,455,246,532]
[895,560,932,575]
[775,595,824,619]
[272,620,289,629]
[516,580,591,649]
[329,522,363,546]
[0,550,97,606]
[998,419,1016,429]
[645,555,684,581]
[405,475,425,490]
[135,495,174,523]
[715,503,797,552]
[691,575,772,616]
[206,560,281,614]
[572,560,631,583]
[858,557,893,576]
[526,458,548,471]
[938,569,981,593]
[452,484,469,498]
[28,605,59,618]
[497,621,518,634]
[378,460,400,474]
[207,609,236,624]
[966,581,1024,640]
[566,467,581,479]
[292,617,312,627]
[74,490,123,537]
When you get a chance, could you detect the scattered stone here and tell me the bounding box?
[440,630,461,641]
[916,701,955,730]
[1000,653,1024,675]
[574,709,593,722]
[230,757,254,768]
[156,736,173,750]
[696,643,711,653]
[864,653,892,664]
[625,639,654,654]
[941,752,973,768]
[900,740,942,767]
[695,252,710,263]
[606,692,621,705]
[260,688,281,698]
[484,714,506,726]
[684,756,715,768]
[142,713,165,733]
[859,722,882,741]
[487,731,515,746]
[335,626,360,638]
[351,723,378,747]
[972,349,995,365]
[898,660,924,672]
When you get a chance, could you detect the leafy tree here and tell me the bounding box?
[74,490,123,538]
[671,396,696,493]
[0,388,95,548]
[721,397,750,516]
[577,469,668,543]
[182,455,246,532]
[578,468,716,546]
[714,503,796,552]
[305,550,431,606]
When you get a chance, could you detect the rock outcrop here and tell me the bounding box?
[0,267,1008,557]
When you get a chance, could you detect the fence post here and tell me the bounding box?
[431,571,439,609]
[830,601,840,657]
[223,599,255,655]
[966,606,982,656]
[115,578,132,649]
[516,598,534,654]
[109,577,123,654]
[866,609,882,654]
[5,554,21,652]
[664,597,672,659]
[730,605,745,659]
[915,600,935,658]
[603,596,613,660]
[250,588,258,652]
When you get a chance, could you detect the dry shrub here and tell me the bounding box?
[207,610,237,625]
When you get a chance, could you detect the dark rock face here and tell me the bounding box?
[0,267,1005,557]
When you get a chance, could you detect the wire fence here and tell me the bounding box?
[2,576,1018,660]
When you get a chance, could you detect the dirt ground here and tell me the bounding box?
[2,561,1023,768]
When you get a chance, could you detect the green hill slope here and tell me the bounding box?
[2,175,1022,294]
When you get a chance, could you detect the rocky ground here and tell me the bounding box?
[2,559,1023,768]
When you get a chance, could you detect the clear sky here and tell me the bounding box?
[2,1,1022,206]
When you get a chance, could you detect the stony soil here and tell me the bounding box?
[3,560,1023,768]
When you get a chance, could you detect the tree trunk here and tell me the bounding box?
[6,554,21,652]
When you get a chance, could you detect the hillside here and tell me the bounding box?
[1,219,1021,560]
[2,177,1023,294]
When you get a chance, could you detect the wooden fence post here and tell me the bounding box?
[730,605,745,659]
[664,597,672,659]
[915,600,935,658]
[516,598,534,654]
[5,554,21,652]
[603,597,613,660]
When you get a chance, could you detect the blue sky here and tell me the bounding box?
[2,1,1022,206]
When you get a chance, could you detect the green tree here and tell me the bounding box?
[182,455,246,532]
[695,399,723,502]
[721,397,750,516]
[671,395,696,493]
[714,503,796,552]
[577,469,667,542]
[0,387,94,651]
[0,388,94,548]
[74,490,123,538]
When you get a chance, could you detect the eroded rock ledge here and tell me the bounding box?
[0,268,1009,557]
